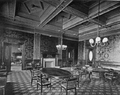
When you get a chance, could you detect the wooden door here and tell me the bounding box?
[67,47,74,66]
[3,42,11,72]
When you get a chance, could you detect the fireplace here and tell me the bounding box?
[43,58,55,68]
[42,52,58,68]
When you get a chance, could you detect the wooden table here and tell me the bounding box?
[40,68,72,92]
[41,67,72,78]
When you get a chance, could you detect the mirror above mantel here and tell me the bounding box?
[42,52,59,58]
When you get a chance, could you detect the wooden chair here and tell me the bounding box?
[25,59,33,70]
[32,59,42,70]
[90,72,100,81]
[37,73,51,93]
[31,69,40,85]
[72,69,80,87]
[61,77,77,95]
[0,77,7,95]
[104,69,118,85]
[0,66,8,77]
[28,59,42,85]
[79,69,88,79]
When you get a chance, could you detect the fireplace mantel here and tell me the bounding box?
[43,58,55,68]
[42,52,58,68]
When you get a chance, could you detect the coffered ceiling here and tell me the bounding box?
[0,0,120,41]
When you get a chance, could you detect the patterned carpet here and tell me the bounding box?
[4,70,120,95]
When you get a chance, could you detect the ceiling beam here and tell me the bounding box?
[63,6,106,27]
[79,23,98,34]
[0,16,62,37]
[39,0,73,28]
[79,21,120,41]
[0,15,78,40]
[63,1,120,30]
[11,0,16,20]
[41,0,63,7]
[14,14,78,38]
[17,12,40,21]
[64,6,87,18]
[6,0,16,19]
[15,16,40,27]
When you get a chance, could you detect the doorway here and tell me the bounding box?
[11,44,23,71]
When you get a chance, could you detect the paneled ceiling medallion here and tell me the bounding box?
[24,0,44,14]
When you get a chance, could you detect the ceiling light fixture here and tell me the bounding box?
[56,44,67,50]
[56,16,67,50]
[56,32,67,50]
[89,0,108,47]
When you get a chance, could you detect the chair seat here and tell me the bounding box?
[38,77,50,83]
[37,80,51,86]
[61,83,76,89]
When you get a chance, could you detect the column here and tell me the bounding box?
[33,33,41,59]
[57,35,63,67]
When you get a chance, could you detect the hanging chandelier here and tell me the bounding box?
[56,44,67,50]
[89,0,108,47]
[56,33,67,50]
[56,16,67,50]
[56,32,67,50]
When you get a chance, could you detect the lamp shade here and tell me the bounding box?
[95,36,101,43]
[56,44,67,50]
[102,37,108,43]
[89,39,94,44]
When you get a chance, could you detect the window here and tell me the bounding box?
[89,51,93,61]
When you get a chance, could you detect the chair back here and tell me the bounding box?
[66,77,77,89]
[104,69,117,80]
[32,59,42,69]
[25,59,33,70]
[31,69,40,77]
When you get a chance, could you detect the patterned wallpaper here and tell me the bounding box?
[4,30,34,59]
[96,34,120,63]
[24,34,34,59]
[3,30,58,59]
[2,30,78,68]
[40,35,58,53]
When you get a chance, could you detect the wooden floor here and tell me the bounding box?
[3,68,120,95]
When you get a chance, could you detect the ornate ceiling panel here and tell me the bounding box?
[0,0,120,41]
